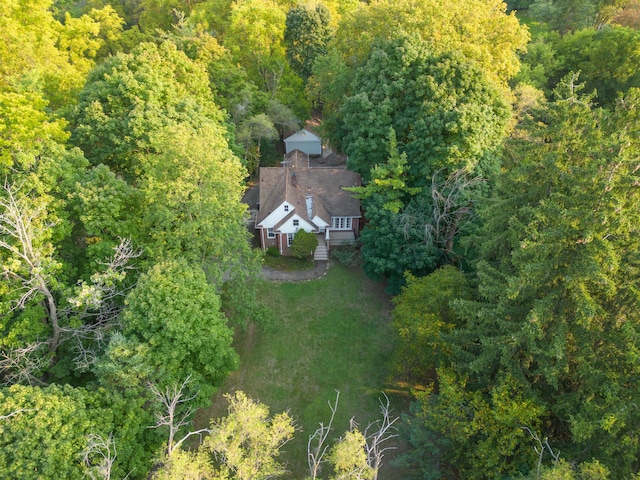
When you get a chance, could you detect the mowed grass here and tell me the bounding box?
[196,263,404,479]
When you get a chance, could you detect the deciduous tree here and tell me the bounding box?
[330,0,528,87]
[391,266,473,383]
[339,36,510,186]
[0,384,154,479]
[204,390,295,480]
[70,41,259,283]
[284,4,332,80]
[120,259,239,401]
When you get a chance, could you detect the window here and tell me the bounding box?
[284,204,289,212]
[267,228,275,239]
[287,233,294,247]
[293,219,299,226]
[332,217,352,230]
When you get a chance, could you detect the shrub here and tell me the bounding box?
[290,230,318,259]
[331,244,361,267]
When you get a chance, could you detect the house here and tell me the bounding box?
[256,150,361,260]
[284,129,323,156]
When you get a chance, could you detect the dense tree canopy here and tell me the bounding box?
[119,260,239,400]
[331,0,529,87]
[0,0,124,110]
[552,26,640,106]
[340,36,510,292]
[4,0,640,478]
[405,81,640,478]
[0,384,154,479]
[70,41,258,280]
[284,4,332,80]
[70,41,222,177]
[339,36,511,186]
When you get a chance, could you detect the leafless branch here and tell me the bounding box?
[66,238,140,315]
[0,342,50,386]
[400,169,483,259]
[308,390,340,480]
[522,426,561,480]
[82,432,118,480]
[0,408,35,420]
[1,182,139,381]
[0,180,61,351]
[62,238,140,371]
[148,375,204,456]
[363,393,399,480]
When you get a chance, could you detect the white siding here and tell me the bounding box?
[257,201,293,229]
[279,215,315,234]
[312,216,329,230]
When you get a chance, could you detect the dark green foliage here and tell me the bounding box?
[405,370,545,480]
[290,229,318,259]
[529,0,599,32]
[551,27,640,106]
[330,244,360,267]
[118,259,239,403]
[407,81,640,477]
[340,35,510,187]
[354,131,486,293]
[284,4,332,80]
[0,384,156,479]
[359,195,440,294]
[513,31,563,93]
[505,0,536,11]
[266,246,280,257]
[391,266,473,383]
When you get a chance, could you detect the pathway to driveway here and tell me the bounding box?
[260,260,329,281]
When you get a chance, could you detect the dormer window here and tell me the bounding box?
[332,217,352,230]
[284,205,289,212]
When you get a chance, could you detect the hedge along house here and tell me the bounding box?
[284,129,323,156]
[256,150,361,260]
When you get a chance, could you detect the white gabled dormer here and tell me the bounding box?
[279,214,316,234]
[312,216,329,230]
[257,201,294,229]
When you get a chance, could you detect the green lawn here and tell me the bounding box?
[196,263,409,479]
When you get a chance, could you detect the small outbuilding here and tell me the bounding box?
[284,129,322,156]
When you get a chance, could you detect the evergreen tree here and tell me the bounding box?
[407,78,640,477]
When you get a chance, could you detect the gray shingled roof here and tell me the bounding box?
[256,150,361,227]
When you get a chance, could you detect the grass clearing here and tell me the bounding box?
[196,263,410,479]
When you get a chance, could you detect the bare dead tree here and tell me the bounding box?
[400,169,483,259]
[148,375,211,456]
[82,432,120,480]
[308,390,340,480]
[0,342,50,386]
[0,180,62,351]
[363,393,399,480]
[0,178,139,382]
[64,238,141,371]
[522,427,561,480]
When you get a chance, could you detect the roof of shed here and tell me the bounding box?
[284,128,321,144]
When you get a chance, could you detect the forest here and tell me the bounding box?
[1,0,640,478]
